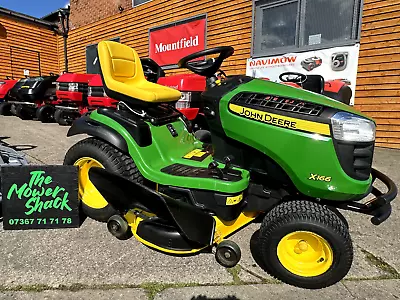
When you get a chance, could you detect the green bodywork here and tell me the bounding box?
[90,78,373,201]
[91,111,249,194]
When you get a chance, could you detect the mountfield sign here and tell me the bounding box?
[149,16,206,67]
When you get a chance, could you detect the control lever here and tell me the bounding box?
[223,155,234,172]
[208,161,224,179]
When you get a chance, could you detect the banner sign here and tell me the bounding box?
[149,16,206,67]
[1,166,80,230]
[246,44,360,105]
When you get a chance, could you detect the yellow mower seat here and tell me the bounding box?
[97,41,181,103]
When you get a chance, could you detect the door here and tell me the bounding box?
[86,37,120,74]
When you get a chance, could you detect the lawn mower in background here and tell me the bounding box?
[0,77,18,102]
[158,73,207,130]
[0,77,28,116]
[54,73,96,125]
[8,73,59,121]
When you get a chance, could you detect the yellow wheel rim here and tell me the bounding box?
[277,231,333,277]
[74,157,108,209]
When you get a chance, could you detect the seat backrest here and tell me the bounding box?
[302,75,325,94]
[98,41,145,84]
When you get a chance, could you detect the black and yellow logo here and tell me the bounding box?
[309,173,332,182]
[229,104,330,136]
[183,149,210,162]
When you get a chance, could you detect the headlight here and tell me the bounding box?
[331,112,376,142]
[175,92,191,109]
[68,82,79,92]
[0,81,5,85]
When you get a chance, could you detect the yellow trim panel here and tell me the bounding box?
[229,104,331,136]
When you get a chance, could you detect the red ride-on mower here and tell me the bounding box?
[278,72,353,105]
[87,75,118,108]
[54,73,96,125]
[0,77,28,116]
[10,74,59,122]
[0,77,18,102]
[158,73,206,130]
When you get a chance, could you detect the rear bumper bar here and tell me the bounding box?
[337,168,397,225]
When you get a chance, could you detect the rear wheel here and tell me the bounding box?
[0,102,12,115]
[258,200,352,289]
[36,105,55,123]
[64,137,143,222]
[16,105,33,120]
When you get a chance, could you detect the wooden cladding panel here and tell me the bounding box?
[58,0,252,75]
[0,16,58,79]
[60,0,400,149]
[356,0,400,148]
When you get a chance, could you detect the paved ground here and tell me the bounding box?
[0,115,399,300]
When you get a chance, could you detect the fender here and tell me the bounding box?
[67,115,129,153]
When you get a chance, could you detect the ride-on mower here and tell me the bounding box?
[64,41,397,289]
[0,77,28,116]
[7,74,59,121]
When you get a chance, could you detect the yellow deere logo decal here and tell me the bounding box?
[183,149,210,161]
[229,104,331,136]
[226,194,243,206]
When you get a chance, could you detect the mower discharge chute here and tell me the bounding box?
[64,42,397,289]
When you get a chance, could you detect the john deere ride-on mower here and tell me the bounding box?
[64,41,397,289]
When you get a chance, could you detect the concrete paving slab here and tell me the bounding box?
[154,283,354,300]
[343,279,400,300]
[0,289,148,300]
[0,116,84,165]
[0,219,232,288]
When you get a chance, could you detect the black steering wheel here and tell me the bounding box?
[141,58,166,83]
[279,72,307,84]
[178,46,234,77]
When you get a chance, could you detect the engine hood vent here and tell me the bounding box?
[230,92,324,116]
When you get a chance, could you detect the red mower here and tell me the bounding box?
[0,77,18,102]
[54,73,96,125]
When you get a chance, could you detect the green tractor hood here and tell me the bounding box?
[238,79,373,121]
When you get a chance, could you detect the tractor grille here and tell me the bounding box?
[230,92,324,116]
[57,82,88,93]
[334,141,374,181]
[89,86,106,97]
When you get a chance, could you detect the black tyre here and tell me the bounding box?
[16,105,33,120]
[36,105,55,123]
[64,137,143,222]
[55,109,70,126]
[258,200,353,289]
[0,102,12,116]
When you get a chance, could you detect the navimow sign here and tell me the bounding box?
[149,15,206,67]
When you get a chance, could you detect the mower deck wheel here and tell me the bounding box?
[258,200,352,289]
[215,240,241,268]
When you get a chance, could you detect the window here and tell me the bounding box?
[133,0,152,6]
[253,0,362,57]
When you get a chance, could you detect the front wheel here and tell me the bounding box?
[36,105,55,123]
[64,137,143,222]
[258,200,352,289]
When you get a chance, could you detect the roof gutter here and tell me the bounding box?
[0,7,58,31]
